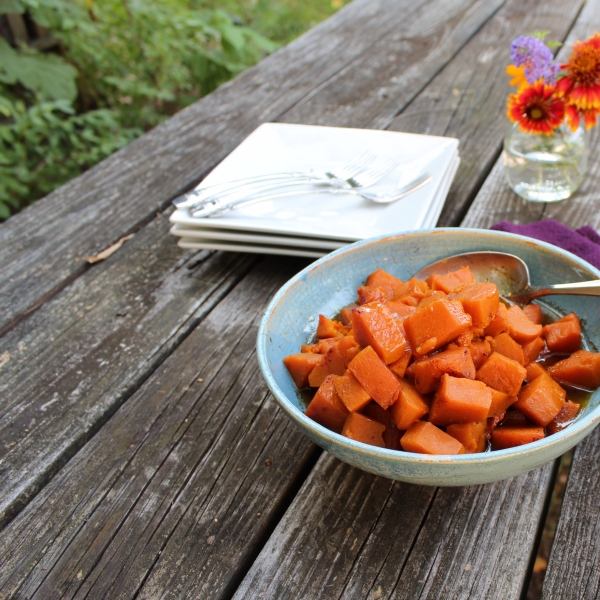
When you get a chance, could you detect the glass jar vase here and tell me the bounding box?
[502,121,589,202]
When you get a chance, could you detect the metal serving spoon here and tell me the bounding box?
[414,251,600,304]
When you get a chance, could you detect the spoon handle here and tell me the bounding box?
[512,280,600,302]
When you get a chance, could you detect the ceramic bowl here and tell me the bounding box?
[256,228,600,486]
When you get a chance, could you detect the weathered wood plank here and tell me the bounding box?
[233,458,554,600]
[0,0,502,529]
[0,256,318,600]
[0,210,260,527]
[279,0,503,130]
[541,429,600,599]
[528,3,600,572]
[232,1,590,597]
[233,454,436,599]
[0,0,494,334]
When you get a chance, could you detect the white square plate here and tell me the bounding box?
[170,153,459,257]
[170,123,459,241]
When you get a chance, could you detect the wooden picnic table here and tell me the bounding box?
[1,0,600,597]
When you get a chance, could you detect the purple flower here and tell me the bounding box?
[510,35,559,84]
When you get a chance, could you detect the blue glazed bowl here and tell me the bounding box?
[256,229,600,486]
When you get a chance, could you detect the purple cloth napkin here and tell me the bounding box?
[491,219,600,270]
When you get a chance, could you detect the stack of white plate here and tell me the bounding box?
[170,123,460,258]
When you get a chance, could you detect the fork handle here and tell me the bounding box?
[173,172,322,209]
[190,186,351,218]
[188,176,340,213]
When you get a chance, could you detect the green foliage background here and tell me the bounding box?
[0,0,344,219]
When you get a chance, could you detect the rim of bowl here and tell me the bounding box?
[256,227,600,465]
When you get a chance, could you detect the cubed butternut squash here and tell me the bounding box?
[546,400,581,435]
[357,285,389,305]
[348,346,401,410]
[484,302,509,336]
[389,378,429,430]
[283,353,324,389]
[523,303,543,324]
[506,305,543,343]
[513,372,566,426]
[548,350,600,389]
[305,375,349,433]
[403,298,472,356]
[413,346,475,394]
[426,266,475,293]
[351,303,407,364]
[468,339,492,369]
[324,336,360,375]
[342,412,385,447]
[492,332,526,366]
[488,388,518,418]
[491,426,545,450]
[446,421,487,453]
[388,345,412,378]
[525,362,547,381]
[316,314,348,338]
[401,421,465,455]
[334,372,371,412]
[450,283,499,328]
[383,300,417,321]
[417,290,447,310]
[361,402,402,450]
[429,374,493,427]
[365,269,406,299]
[543,312,581,353]
[340,303,358,325]
[475,352,527,396]
[522,336,545,364]
[308,357,330,388]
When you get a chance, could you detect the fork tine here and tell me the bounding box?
[354,158,396,186]
[335,151,377,179]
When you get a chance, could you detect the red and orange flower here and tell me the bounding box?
[506,32,600,134]
[507,81,565,134]
[557,33,600,110]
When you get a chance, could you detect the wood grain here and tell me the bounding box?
[541,429,600,600]
[0,256,318,600]
[232,1,592,598]
[233,458,554,600]
[0,0,493,335]
[0,210,260,528]
[0,0,501,530]
[0,0,596,598]
[532,4,600,576]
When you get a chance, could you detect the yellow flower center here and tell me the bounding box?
[530,107,544,120]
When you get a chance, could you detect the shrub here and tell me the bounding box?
[0,0,278,218]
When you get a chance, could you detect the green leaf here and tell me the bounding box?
[0,0,24,14]
[0,40,78,101]
[0,40,18,85]
[529,30,550,40]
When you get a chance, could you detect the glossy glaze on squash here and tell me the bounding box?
[284,267,599,455]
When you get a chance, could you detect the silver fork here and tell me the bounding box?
[173,151,376,210]
[190,158,399,218]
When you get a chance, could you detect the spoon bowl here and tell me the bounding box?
[415,250,600,304]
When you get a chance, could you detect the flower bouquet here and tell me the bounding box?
[503,33,600,202]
